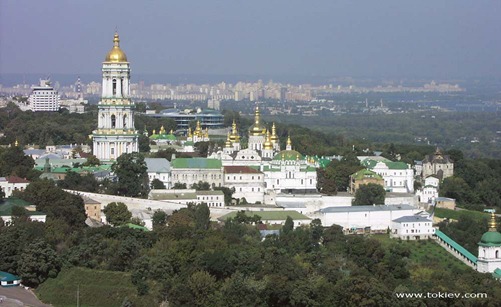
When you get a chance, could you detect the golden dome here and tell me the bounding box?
[263,130,273,150]
[105,33,128,62]
[225,132,233,148]
[229,119,240,142]
[249,106,266,136]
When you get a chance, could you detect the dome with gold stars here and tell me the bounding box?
[105,33,128,62]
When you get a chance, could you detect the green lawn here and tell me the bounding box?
[36,267,159,307]
[434,208,489,221]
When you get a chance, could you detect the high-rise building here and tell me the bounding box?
[28,79,60,112]
[91,33,139,161]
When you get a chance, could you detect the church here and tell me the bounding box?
[91,33,139,161]
[209,106,318,194]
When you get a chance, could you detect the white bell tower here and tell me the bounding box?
[92,32,139,161]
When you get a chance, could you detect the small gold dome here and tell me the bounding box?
[105,33,128,62]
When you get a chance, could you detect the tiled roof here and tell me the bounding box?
[224,166,262,174]
[393,215,431,223]
[5,176,30,184]
[351,169,383,180]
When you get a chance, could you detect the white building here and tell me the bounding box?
[0,176,30,198]
[92,32,139,161]
[149,189,224,207]
[170,158,223,188]
[28,79,60,112]
[315,204,420,233]
[145,158,171,189]
[416,176,439,204]
[196,190,225,207]
[390,215,435,240]
[361,158,414,193]
[223,166,265,204]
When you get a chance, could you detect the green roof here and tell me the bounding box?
[361,159,408,170]
[479,231,501,247]
[0,271,20,282]
[0,198,45,216]
[219,210,310,222]
[383,161,409,170]
[351,169,383,180]
[435,230,477,264]
[493,268,501,279]
[123,223,149,231]
[273,150,304,161]
[171,158,222,169]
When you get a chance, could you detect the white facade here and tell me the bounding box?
[316,205,420,232]
[28,79,60,112]
[92,33,139,161]
[223,166,265,204]
[0,177,30,198]
[145,158,171,189]
[362,159,414,193]
[477,245,501,273]
[390,216,435,240]
[196,191,225,207]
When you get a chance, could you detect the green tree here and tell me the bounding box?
[58,171,99,192]
[195,203,210,231]
[353,183,386,206]
[111,152,149,198]
[282,216,294,235]
[153,148,177,161]
[18,240,61,287]
[152,209,168,229]
[83,154,101,166]
[214,186,235,205]
[138,134,151,153]
[191,181,211,190]
[0,146,35,178]
[104,202,132,226]
[150,178,166,190]
[173,182,187,189]
[0,188,5,200]
[16,179,86,228]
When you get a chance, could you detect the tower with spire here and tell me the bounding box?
[248,106,267,151]
[91,32,139,161]
[477,212,501,273]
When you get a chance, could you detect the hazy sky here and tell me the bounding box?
[1,0,500,78]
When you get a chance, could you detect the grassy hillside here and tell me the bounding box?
[36,267,159,307]
[434,207,490,221]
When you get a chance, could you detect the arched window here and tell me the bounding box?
[111,115,116,128]
[112,79,117,96]
[123,114,127,128]
[496,250,500,258]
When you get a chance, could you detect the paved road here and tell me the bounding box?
[0,287,50,307]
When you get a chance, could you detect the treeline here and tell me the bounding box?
[440,157,501,210]
[266,111,501,159]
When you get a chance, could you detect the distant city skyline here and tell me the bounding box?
[1,1,500,78]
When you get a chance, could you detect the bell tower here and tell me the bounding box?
[92,32,139,161]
